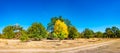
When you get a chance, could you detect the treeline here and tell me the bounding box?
[0,16,120,42]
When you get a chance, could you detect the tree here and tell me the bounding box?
[27,22,47,41]
[51,32,58,40]
[111,26,119,38]
[47,16,72,32]
[83,28,94,39]
[0,33,2,38]
[20,30,29,42]
[105,28,113,38]
[54,20,68,40]
[95,31,103,38]
[13,24,23,31]
[47,16,64,32]
[2,25,15,39]
[117,30,120,38]
[68,26,79,39]
[64,19,72,27]
[13,24,23,39]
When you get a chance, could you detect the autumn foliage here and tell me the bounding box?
[53,20,68,40]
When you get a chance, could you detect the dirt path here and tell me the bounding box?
[72,39,120,53]
[0,39,119,53]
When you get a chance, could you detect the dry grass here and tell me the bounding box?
[0,38,115,49]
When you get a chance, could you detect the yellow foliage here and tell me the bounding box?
[54,20,68,38]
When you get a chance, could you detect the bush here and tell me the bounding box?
[58,32,66,40]
[27,22,47,41]
[2,26,15,39]
[83,28,94,39]
[20,31,29,42]
[94,31,103,38]
[51,32,58,40]
[68,26,79,39]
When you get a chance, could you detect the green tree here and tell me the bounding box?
[83,28,94,39]
[51,32,58,40]
[95,31,103,38]
[105,28,114,38]
[78,32,84,38]
[64,19,72,27]
[111,26,119,38]
[2,25,15,39]
[13,24,23,31]
[27,22,47,41]
[0,33,2,38]
[117,30,120,38]
[68,26,79,39]
[13,24,23,39]
[20,30,29,42]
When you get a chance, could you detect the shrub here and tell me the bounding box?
[94,31,103,38]
[83,28,94,39]
[20,31,29,42]
[2,26,15,39]
[51,32,58,40]
[27,22,47,41]
[68,26,79,39]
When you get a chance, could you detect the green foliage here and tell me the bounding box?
[64,19,72,27]
[117,30,120,38]
[95,31,103,38]
[105,28,113,38]
[51,32,58,40]
[78,32,84,38]
[20,30,29,42]
[57,32,65,40]
[2,24,23,39]
[27,22,47,40]
[13,24,23,31]
[83,28,94,39]
[105,27,120,38]
[111,26,119,38]
[1,16,120,41]
[2,25,15,39]
[0,33,2,38]
[68,26,79,39]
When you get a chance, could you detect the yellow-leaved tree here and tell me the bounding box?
[54,20,68,40]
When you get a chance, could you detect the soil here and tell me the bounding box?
[0,38,119,53]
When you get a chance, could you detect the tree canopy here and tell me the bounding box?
[68,26,79,39]
[105,27,120,38]
[47,16,72,32]
[2,25,15,39]
[1,16,120,41]
[27,22,47,40]
[53,20,68,40]
[83,28,94,38]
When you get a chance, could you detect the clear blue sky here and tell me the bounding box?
[0,0,120,33]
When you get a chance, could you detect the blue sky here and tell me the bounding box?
[0,0,120,33]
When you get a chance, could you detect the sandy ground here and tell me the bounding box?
[0,38,118,53]
[0,38,112,49]
[73,39,120,53]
